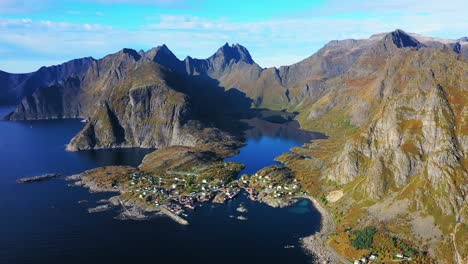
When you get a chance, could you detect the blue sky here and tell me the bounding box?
[1,0,467,73]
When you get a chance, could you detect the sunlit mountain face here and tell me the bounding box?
[1,1,467,263]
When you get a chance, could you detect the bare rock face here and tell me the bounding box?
[0,57,94,104]
[283,32,466,263]
[8,44,254,151]
[7,77,83,120]
[383,29,424,49]
[64,49,204,150]
[67,84,195,150]
[325,48,467,223]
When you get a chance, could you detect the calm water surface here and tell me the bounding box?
[0,107,322,264]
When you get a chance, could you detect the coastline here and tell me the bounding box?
[62,170,345,262]
[67,173,191,224]
[300,196,349,264]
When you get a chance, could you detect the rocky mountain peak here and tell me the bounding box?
[211,42,254,64]
[383,29,424,49]
[145,44,183,72]
[120,48,142,61]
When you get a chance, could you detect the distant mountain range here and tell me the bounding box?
[2,29,466,107]
[1,29,467,263]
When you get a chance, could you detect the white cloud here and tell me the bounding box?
[0,0,192,14]
[1,0,467,72]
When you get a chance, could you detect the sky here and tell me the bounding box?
[0,0,467,73]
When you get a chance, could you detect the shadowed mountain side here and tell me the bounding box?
[6,77,83,120]
[66,61,255,151]
[0,57,94,104]
[164,72,255,136]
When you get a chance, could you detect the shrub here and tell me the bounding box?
[350,226,377,249]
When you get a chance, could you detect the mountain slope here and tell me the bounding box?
[0,57,94,104]
[8,45,253,151]
[278,30,467,263]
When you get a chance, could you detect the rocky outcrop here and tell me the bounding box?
[7,42,259,151]
[411,33,468,59]
[326,49,467,210]
[67,83,196,150]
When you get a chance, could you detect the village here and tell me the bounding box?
[353,252,414,263]
[117,163,307,221]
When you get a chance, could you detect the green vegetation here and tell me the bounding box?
[392,237,417,257]
[350,226,377,250]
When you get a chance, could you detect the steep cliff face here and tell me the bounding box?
[6,43,258,151]
[286,32,467,262]
[8,46,250,151]
[0,57,94,104]
[7,77,83,120]
[67,82,195,151]
[327,50,467,207]
[64,53,207,151]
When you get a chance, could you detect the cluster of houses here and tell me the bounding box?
[124,168,306,222]
[177,195,196,210]
[249,173,302,199]
[127,170,250,218]
[213,187,241,203]
[245,187,258,201]
[354,252,412,263]
[354,254,378,264]
[395,253,412,261]
[167,203,185,216]
[226,188,240,199]
[196,191,214,202]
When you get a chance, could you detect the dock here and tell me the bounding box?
[160,206,189,225]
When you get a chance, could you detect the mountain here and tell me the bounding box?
[3,29,467,263]
[7,45,254,151]
[276,30,467,263]
[0,57,94,104]
[6,42,261,151]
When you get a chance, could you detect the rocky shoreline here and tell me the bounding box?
[67,172,177,222]
[300,197,348,264]
[23,167,344,263]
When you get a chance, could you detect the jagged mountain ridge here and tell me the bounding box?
[8,43,255,151]
[5,29,466,148]
[3,29,467,263]
[3,29,466,110]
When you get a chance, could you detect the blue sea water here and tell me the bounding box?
[0,107,322,264]
[227,135,304,175]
